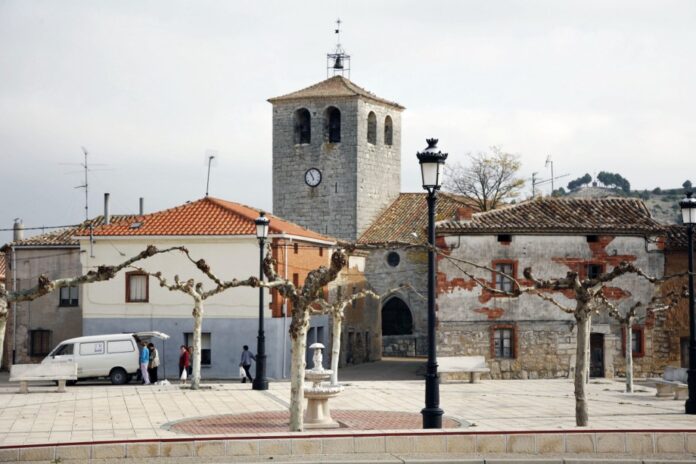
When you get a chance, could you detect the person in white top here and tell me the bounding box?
[239,345,255,383]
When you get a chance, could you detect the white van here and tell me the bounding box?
[42,332,169,385]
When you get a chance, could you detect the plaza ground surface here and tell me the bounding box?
[0,358,694,448]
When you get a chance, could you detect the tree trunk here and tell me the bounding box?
[289,309,310,431]
[330,309,343,386]
[585,318,591,384]
[191,299,203,390]
[625,318,634,393]
[0,308,7,367]
[574,312,590,426]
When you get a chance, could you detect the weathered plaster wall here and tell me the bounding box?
[437,234,664,379]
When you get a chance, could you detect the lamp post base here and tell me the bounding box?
[685,399,696,414]
[252,354,268,391]
[421,407,444,429]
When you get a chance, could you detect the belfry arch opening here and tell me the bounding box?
[382,297,413,336]
[293,108,311,144]
[324,106,341,143]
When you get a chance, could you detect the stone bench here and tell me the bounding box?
[438,356,490,383]
[9,363,77,393]
[651,366,688,400]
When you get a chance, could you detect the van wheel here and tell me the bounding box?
[110,368,128,385]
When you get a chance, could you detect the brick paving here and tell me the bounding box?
[169,410,461,435]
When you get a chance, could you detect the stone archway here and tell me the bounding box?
[381,297,413,336]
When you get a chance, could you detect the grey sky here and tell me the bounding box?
[1,1,695,243]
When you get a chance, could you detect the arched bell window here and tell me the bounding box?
[324,106,341,143]
[293,108,311,144]
[367,111,377,145]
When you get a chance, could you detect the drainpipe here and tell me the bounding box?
[282,239,289,378]
[11,246,17,365]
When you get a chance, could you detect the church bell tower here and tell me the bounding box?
[268,21,404,241]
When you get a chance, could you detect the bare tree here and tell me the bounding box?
[443,146,525,211]
[134,247,268,390]
[0,246,179,366]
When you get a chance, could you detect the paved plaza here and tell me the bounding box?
[0,359,694,447]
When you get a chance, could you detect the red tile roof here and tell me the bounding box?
[437,197,664,235]
[2,216,136,248]
[268,75,405,110]
[359,193,478,244]
[77,197,335,242]
[665,224,695,250]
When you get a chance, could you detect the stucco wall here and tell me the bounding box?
[437,233,665,379]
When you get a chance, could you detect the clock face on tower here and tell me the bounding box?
[304,168,322,187]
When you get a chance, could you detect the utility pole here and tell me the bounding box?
[545,156,554,192]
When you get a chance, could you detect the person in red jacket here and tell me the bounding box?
[179,345,190,385]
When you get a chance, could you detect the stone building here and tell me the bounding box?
[359,193,477,357]
[269,75,404,241]
[435,197,666,379]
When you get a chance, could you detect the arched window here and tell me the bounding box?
[384,115,393,146]
[324,106,341,143]
[293,108,311,144]
[382,297,413,336]
[367,111,377,144]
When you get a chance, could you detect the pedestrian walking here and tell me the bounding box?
[239,345,255,383]
[147,343,159,384]
[139,341,151,385]
[179,345,190,385]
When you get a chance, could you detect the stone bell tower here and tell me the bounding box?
[268,30,404,241]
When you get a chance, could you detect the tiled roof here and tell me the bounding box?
[77,197,335,243]
[3,215,136,248]
[0,253,5,282]
[359,193,477,244]
[665,224,695,250]
[268,75,405,110]
[437,197,664,235]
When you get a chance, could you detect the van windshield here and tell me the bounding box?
[51,343,74,356]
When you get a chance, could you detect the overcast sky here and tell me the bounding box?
[1,0,695,243]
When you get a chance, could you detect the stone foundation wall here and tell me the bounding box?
[382,335,427,357]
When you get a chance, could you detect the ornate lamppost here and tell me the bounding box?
[252,211,270,391]
[680,192,696,413]
[417,138,447,428]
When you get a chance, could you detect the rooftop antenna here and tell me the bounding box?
[534,155,568,195]
[204,149,218,197]
[327,18,350,78]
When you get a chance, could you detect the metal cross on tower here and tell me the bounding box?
[327,18,350,78]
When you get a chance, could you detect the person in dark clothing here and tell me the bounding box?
[239,345,255,383]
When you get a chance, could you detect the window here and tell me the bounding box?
[386,251,400,267]
[59,286,79,307]
[497,235,512,244]
[30,330,51,357]
[293,243,299,254]
[108,340,135,354]
[681,337,689,368]
[586,263,604,279]
[52,343,74,356]
[319,247,324,257]
[324,106,341,143]
[623,326,645,357]
[493,327,514,358]
[384,116,393,146]
[80,341,105,356]
[494,262,515,292]
[367,111,377,144]
[185,333,211,365]
[126,272,148,302]
[586,235,599,243]
[293,108,311,144]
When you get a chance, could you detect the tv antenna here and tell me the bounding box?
[60,147,110,221]
[327,18,350,78]
[204,149,218,197]
[531,155,568,195]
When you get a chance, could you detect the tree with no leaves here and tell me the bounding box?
[443,146,525,211]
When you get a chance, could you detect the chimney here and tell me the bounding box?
[139,197,144,216]
[456,206,473,221]
[13,219,24,242]
[104,193,111,225]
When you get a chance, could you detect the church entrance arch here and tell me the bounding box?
[381,297,413,336]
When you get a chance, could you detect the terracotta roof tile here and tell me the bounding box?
[665,224,695,250]
[437,197,664,235]
[77,197,335,242]
[268,75,404,110]
[4,215,136,248]
[359,193,477,244]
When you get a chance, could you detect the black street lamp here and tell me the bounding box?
[252,211,270,391]
[680,192,696,413]
[417,138,447,429]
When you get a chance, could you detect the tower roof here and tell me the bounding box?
[268,75,405,110]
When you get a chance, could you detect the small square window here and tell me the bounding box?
[586,264,604,279]
[126,272,148,303]
[59,286,79,307]
[497,235,512,243]
[494,328,514,358]
[185,333,211,365]
[294,243,299,254]
[494,263,515,292]
[586,235,599,243]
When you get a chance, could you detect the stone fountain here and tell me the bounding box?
[303,342,343,429]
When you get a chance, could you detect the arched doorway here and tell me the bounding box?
[382,297,413,336]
